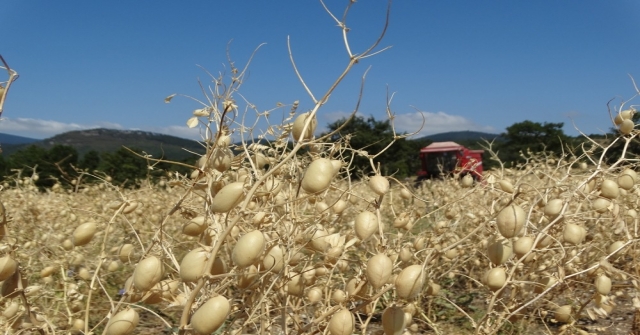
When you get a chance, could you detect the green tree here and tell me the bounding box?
[42,145,79,187]
[0,155,8,181]
[325,116,428,179]
[79,150,101,171]
[497,120,570,166]
[8,145,47,181]
[100,148,149,187]
[8,145,79,188]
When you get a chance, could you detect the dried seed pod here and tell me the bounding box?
[211,182,245,213]
[208,148,233,172]
[618,169,637,190]
[563,223,586,245]
[107,261,120,272]
[382,306,405,335]
[620,119,634,135]
[426,282,441,296]
[332,200,348,215]
[592,198,611,213]
[287,272,304,297]
[369,175,390,196]
[354,211,378,240]
[190,296,230,334]
[252,153,269,169]
[328,308,355,335]
[484,267,506,291]
[301,158,337,194]
[544,199,563,218]
[3,301,19,319]
[614,109,634,125]
[0,255,17,281]
[554,305,572,323]
[308,227,329,252]
[499,180,514,193]
[237,265,258,289]
[232,230,265,268]
[40,266,56,278]
[292,112,317,141]
[395,265,425,299]
[72,222,97,246]
[594,274,612,295]
[105,308,139,335]
[366,253,393,289]
[487,238,513,266]
[182,216,207,236]
[413,237,426,250]
[78,267,91,280]
[72,319,85,332]
[315,201,329,213]
[461,174,474,187]
[496,205,526,238]
[307,287,323,303]
[122,201,139,214]
[607,241,625,255]
[399,247,413,262]
[394,213,411,228]
[118,244,134,263]
[400,188,412,200]
[513,236,534,258]
[61,239,74,251]
[263,245,285,273]
[179,248,208,283]
[331,289,347,303]
[443,249,458,260]
[600,180,619,199]
[133,256,164,291]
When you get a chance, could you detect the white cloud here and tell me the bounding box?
[393,111,496,138]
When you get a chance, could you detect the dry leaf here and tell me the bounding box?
[186,116,199,128]
[164,94,176,103]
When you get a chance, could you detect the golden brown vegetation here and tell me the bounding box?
[1,2,640,335]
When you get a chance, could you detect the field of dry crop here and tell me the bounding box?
[2,137,640,335]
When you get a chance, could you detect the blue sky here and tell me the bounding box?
[1,1,639,140]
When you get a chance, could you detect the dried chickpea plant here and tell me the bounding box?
[3,2,640,335]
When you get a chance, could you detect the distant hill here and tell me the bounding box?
[0,133,40,155]
[1,128,502,160]
[415,130,501,143]
[0,133,39,145]
[2,128,205,161]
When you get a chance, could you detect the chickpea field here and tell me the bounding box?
[1,3,640,335]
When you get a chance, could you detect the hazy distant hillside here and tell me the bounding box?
[415,130,501,143]
[3,128,205,160]
[0,133,39,145]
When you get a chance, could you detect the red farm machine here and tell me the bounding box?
[417,141,484,180]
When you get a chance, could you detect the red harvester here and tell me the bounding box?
[417,141,484,180]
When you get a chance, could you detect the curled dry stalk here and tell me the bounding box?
[0,55,19,118]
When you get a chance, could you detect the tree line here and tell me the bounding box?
[0,145,194,189]
[0,115,631,189]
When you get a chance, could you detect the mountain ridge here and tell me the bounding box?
[0,128,502,158]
